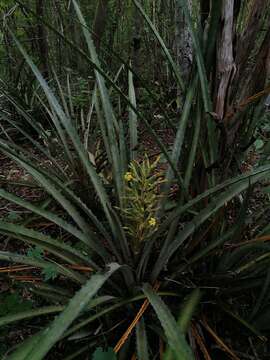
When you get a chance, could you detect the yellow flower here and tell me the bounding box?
[148,217,157,227]
[124,172,133,182]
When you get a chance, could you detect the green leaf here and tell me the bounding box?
[161,77,197,204]
[136,318,149,360]
[128,68,138,161]
[27,246,44,260]
[151,166,270,280]
[0,293,32,317]
[7,30,121,261]
[9,263,120,360]
[164,290,200,360]
[132,0,185,92]
[254,139,264,150]
[0,306,63,328]
[0,147,108,263]
[0,296,113,328]
[7,332,44,360]
[17,0,185,194]
[250,268,270,320]
[0,165,110,262]
[143,284,194,360]
[42,264,59,282]
[178,289,201,333]
[0,220,91,269]
[176,0,217,171]
[92,347,117,360]
[262,186,270,194]
[0,250,85,284]
[139,163,270,278]
[5,211,22,222]
[176,0,210,112]
[184,100,201,192]
[62,292,181,340]
[72,0,123,206]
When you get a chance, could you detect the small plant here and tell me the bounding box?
[122,155,163,253]
[27,246,59,281]
[0,292,32,317]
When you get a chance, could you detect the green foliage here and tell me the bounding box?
[0,293,32,317]
[143,284,194,360]
[0,1,270,359]
[0,292,32,357]
[27,246,59,281]
[41,264,59,282]
[27,246,44,260]
[70,76,91,108]
[5,211,23,222]
[92,348,117,360]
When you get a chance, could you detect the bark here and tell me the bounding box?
[174,0,193,82]
[244,27,270,98]
[266,41,270,85]
[93,0,109,53]
[235,0,267,65]
[214,0,235,119]
[232,0,269,98]
[223,27,270,154]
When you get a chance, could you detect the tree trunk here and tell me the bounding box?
[174,0,193,110]
[232,0,269,101]
[244,27,270,98]
[214,0,235,119]
[174,0,193,83]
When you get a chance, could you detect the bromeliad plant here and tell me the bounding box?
[1,1,270,359]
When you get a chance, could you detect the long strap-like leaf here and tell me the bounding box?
[9,263,120,360]
[0,188,103,268]
[143,284,194,360]
[0,140,110,260]
[8,30,124,262]
[177,0,217,172]
[0,296,113,328]
[15,1,185,189]
[128,68,138,161]
[136,318,150,360]
[151,167,270,280]
[132,0,185,92]
[72,0,124,205]
[0,251,84,284]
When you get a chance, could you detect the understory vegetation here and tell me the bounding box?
[0,0,270,359]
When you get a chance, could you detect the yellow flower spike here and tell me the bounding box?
[148,217,157,227]
[124,172,133,182]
